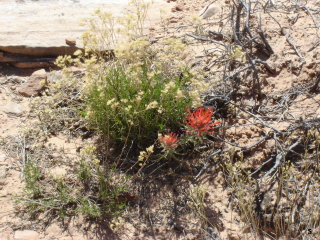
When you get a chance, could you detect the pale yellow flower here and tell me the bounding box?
[107,98,116,105]
[176,89,184,99]
[146,101,158,110]
[146,145,154,154]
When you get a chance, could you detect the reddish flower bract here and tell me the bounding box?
[185,106,220,136]
[159,132,179,149]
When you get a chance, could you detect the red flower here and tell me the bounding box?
[159,132,179,149]
[185,106,220,136]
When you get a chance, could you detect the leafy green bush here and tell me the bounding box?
[85,62,192,148]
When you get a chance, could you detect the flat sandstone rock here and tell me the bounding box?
[0,0,167,55]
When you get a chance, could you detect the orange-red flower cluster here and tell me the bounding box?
[185,106,220,136]
[159,132,179,149]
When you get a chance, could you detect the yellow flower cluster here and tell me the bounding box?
[145,101,158,110]
[161,81,176,94]
[138,144,154,166]
[80,145,100,165]
[106,98,120,109]
[229,45,246,63]
[176,89,184,99]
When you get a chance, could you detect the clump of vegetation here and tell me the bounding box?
[29,70,86,137]
[19,144,129,220]
[85,61,192,149]
[18,0,212,225]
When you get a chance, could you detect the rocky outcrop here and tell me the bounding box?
[0,49,66,69]
[0,46,79,58]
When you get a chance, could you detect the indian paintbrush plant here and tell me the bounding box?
[156,106,221,159]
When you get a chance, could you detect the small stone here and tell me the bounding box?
[65,38,76,47]
[172,4,183,12]
[3,102,25,116]
[14,230,39,240]
[169,18,178,23]
[0,167,7,185]
[199,4,219,19]
[17,69,47,97]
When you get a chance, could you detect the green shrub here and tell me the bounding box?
[85,62,192,149]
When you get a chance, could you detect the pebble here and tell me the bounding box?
[14,230,39,240]
[65,38,76,47]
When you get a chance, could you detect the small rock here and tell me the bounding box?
[169,18,178,23]
[14,230,39,240]
[3,102,25,116]
[172,4,183,12]
[0,167,7,185]
[199,4,219,19]
[17,69,47,97]
[66,38,76,47]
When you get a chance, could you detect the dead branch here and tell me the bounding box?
[194,149,222,181]
[208,30,225,40]
[267,12,304,59]
[256,29,274,55]
[262,139,301,179]
[282,29,304,60]
[185,33,227,47]
[231,102,282,133]
[307,40,320,52]
[309,74,320,93]
[303,6,320,30]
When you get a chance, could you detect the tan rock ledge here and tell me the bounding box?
[0,0,169,57]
